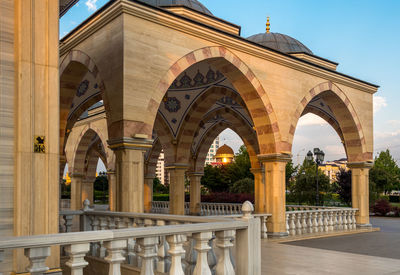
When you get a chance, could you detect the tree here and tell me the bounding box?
[370,149,400,194]
[93,174,108,203]
[291,158,331,205]
[226,145,253,183]
[201,164,231,193]
[230,178,254,194]
[334,169,352,206]
[153,177,168,194]
[285,160,298,189]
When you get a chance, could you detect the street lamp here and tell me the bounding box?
[306,148,325,206]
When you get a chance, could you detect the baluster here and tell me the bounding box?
[215,230,235,275]
[63,215,73,232]
[328,211,334,231]
[333,211,338,230]
[343,211,348,230]
[207,236,217,273]
[65,243,90,275]
[289,213,296,236]
[296,213,302,235]
[0,249,3,275]
[104,240,126,275]
[156,220,170,273]
[126,238,136,265]
[312,212,319,233]
[260,216,268,239]
[24,247,51,275]
[322,212,328,232]
[92,216,100,230]
[352,210,357,229]
[318,212,324,232]
[107,217,116,230]
[306,212,312,233]
[193,232,212,275]
[285,214,289,235]
[185,235,197,275]
[338,210,343,230]
[301,212,308,234]
[99,217,108,230]
[138,237,158,275]
[115,217,125,229]
[167,234,186,275]
[144,219,155,227]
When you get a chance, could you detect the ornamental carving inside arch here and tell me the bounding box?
[164,97,181,113]
[76,79,89,97]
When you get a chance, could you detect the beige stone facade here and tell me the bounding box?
[0,0,378,272]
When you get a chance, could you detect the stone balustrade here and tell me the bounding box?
[285,208,358,237]
[151,201,242,216]
[1,202,261,275]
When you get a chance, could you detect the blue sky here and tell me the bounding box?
[60,0,400,167]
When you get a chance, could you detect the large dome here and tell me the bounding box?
[139,0,212,15]
[216,144,234,156]
[247,32,313,55]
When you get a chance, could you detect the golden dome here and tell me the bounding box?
[216,144,234,155]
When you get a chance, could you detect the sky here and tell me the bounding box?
[60,0,400,169]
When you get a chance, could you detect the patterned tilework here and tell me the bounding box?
[289,82,371,162]
[0,1,15,271]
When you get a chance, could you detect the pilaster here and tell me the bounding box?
[348,162,373,227]
[107,170,117,211]
[144,175,154,213]
[250,168,264,213]
[70,173,84,210]
[258,153,291,237]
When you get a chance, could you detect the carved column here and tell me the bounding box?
[107,170,117,211]
[70,173,84,210]
[188,172,203,215]
[108,138,153,213]
[258,153,291,237]
[348,162,373,227]
[166,164,188,215]
[144,175,154,213]
[251,168,265,213]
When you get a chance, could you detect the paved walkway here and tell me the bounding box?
[261,217,400,274]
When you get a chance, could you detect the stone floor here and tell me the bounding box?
[261,217,400,274]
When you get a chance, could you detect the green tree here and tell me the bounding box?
[334,169,352,206]
[370,149,400,194]
[153,177,169,194]
[226,145,253,183]
[285,160,298,190]
[201,164,231,192]
[230,178,254,194]
[93,174,108,203]
[291,158,331,205]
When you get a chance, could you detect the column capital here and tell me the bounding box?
[250,168,264,174]
[107,169,116,175]
[347,161,373,169]
[108,137,153,151]
[165,163,189,170]
[257,153,292,163]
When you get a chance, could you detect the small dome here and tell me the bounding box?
[216,144,234,156]
[247,32,313,55]
[139,0,212,15]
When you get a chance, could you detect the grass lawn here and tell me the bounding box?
[391,202,400,208]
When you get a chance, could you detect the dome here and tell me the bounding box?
[139,0,212,15]
[216,144,234,156]
[247,32,313,55]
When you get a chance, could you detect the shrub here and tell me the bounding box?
[392,206,400,217]
[389,195,400,203]
[229,178,254,194]
[153,194,170,201]
[372,199,392,216]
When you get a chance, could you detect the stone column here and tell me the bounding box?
[188,172,203,215]
[258,153,291,237]
[348,162,373,227]
[107,170,117,211]
[82,178,94,205]
[70,174,84,210]
[109,138,152,213]
[144,175,154,213]
[251,168,265,213]
[166,164,188,215]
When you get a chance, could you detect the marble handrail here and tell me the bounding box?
[285,208,358,237]
[151,201,243,215]
[1,202,261,275]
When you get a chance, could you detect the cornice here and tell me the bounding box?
[60,0,378,94]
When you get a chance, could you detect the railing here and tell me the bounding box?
[1,202,261,275]
[151,201,242,215]
[285,208,358,237]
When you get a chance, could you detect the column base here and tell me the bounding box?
[267,232,289,239]
[356,223,372,229]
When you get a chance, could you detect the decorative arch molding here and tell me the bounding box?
[289,81,370,162]
[149,46,282,154]
[59,50,111,154]
[145,137,163,178]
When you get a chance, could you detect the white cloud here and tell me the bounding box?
[373,95,387,113]
[297,113,328,127]
[386,120,400,126]
[85,0,98,11]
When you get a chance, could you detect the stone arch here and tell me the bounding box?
[149,46,282,155]
[145,138,163,177]
[60,50,111,154]
[289,82,370,162]
[153,114,176,165]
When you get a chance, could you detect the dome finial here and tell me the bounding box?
[266,16,270,33]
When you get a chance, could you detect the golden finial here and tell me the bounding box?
[266,16,270,33]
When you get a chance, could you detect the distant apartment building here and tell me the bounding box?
[320,158,348,183]
[205,136,220,165]
[156,151,169,185]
